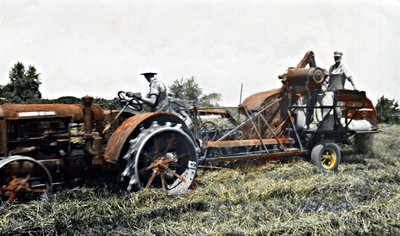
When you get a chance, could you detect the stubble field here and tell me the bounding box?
[1,125,400,235]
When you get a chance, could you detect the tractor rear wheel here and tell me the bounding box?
[310,141,341,172]
[121,122,197,194]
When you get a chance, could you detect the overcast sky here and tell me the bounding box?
[1,0,399,106]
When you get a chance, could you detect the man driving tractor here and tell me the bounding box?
[126,72,169,112]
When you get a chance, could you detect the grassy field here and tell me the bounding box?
[1,125,400,235]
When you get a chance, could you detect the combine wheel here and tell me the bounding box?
[310,141,341,172]
[121,122,198,194]
[0,156,53,205]
[353,133,375,154]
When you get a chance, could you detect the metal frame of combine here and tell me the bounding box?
[197,52,378,169]
[0,51,378,203]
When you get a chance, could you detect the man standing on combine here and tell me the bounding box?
[127,72,169,112]
[321,51,357,120]
[327,51,356,91]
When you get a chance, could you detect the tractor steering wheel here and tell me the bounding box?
[118,91,143,111]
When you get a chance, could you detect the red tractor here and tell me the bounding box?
[0,51,378,203]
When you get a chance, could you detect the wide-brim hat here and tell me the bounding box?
[140,72,157,76]
[334,51,343,57]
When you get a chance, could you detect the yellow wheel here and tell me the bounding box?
[311,141,341,172]
[320,149,337,170]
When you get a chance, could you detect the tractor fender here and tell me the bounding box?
[104,112,187,164]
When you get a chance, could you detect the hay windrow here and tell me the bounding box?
[1,125,400,235]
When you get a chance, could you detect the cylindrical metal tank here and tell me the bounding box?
[0,103,103,122]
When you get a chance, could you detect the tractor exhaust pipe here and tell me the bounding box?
[82,96,103,165]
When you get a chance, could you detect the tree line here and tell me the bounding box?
[0,62,222,110]
[0,62,399,123]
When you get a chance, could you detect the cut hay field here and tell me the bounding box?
[1,125,400,235]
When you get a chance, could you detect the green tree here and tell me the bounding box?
[169,76,222,107]
[199,92,222,108]
[169,76,202,100]
[0,62,42,103]
[54,96,81,104]
[375,96,400,123]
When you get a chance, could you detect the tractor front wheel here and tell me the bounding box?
[310,141,341,172]
[0,156,53,205]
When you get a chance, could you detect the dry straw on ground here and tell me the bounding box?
[1,125,400,235]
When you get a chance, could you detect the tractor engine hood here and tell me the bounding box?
[0,103,103,122]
